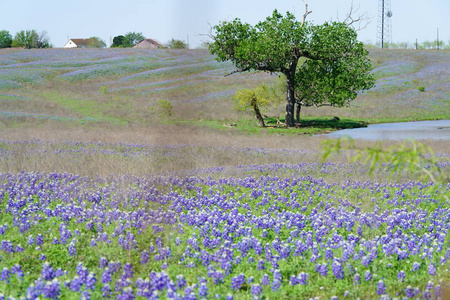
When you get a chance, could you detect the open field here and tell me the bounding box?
[0,48,449,299]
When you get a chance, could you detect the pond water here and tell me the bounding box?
[324,120,450,140]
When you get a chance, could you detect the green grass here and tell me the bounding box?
[177,116,368,136]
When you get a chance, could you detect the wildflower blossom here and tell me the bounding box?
[42,278,61,299]
[398,270,405,282]
[377,280,386,295]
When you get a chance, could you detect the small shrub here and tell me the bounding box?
[157,99,173,117]
[418,86,426,92]
[99,86,109,94]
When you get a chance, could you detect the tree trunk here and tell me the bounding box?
[251,97,265,127]
[296,101,302,123]
[285,75,296,127]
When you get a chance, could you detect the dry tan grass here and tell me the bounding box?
[0,123,448,179]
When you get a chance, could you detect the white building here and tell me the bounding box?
[64,39,92,48]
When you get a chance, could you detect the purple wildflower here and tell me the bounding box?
[315,263,328,276]
[261,274,270,285]
[365,270,372,281]
[11,264,24,278]
[101,268,112,284]
[332,261,344,279]
[405,285,417,298]
[428,263,436,276]
[176,274,186,289]
[257,259,265,270]
[289,275,299,286]
[273,269,282,282]
[377,280,386,295]
[0,268,10,282]
[117,286,135,300]
[42,278,61,299]
[298,272,309,285]
[0,240,14,253]
[199,282,208,298]
[76,262,88,283]
[41,262,56,281]
[68,241,77,256]
[140,250,149,265]
[251,283,263,299]
[99,256,108,268]
[213,270,225,284]
[86,272,96,290]
[70,276,83,292]
[398,270,405,282]
[36,234,44,246]
[271,279,281,291]
[226,294,234,300]
[102,283,112,298]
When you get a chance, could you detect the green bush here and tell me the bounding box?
[157,99,173,117]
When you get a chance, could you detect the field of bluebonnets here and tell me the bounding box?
[0,47,449,299]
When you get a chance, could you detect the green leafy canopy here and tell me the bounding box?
[209,9,375,126]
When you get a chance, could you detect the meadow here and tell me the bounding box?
[0,47,449,299]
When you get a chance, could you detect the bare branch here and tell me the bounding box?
[225,64,278,77]
[338,1,372,31]
[224,69,245,77]
[301,0,312,25]
[204,22,215,41]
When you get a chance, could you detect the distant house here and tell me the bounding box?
[132,39,164,49]
[64,39,93,48]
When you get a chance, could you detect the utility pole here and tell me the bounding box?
[437,28,440,50]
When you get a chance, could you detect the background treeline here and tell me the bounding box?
[365,40,450,50]
[1,28,448,49]
[0,29,51,49]
[0,29,190,49]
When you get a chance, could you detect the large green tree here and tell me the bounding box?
[12,30,39,49]
[87,37,106,48]
[111,35,125,47]
[123,32,145,47]
[167,38,188,49]
[0,30,13,48]
[11,30,50,49]
[209,7,375,127]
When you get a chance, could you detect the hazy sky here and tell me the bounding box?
[2,0,449,48]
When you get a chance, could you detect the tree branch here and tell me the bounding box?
[225,64,278,76]
[301,0,312,25]
[340,2,371,31]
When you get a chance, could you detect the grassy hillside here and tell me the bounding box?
[0,48,448,133]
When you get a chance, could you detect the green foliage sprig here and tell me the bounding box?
[321,137,449,187]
